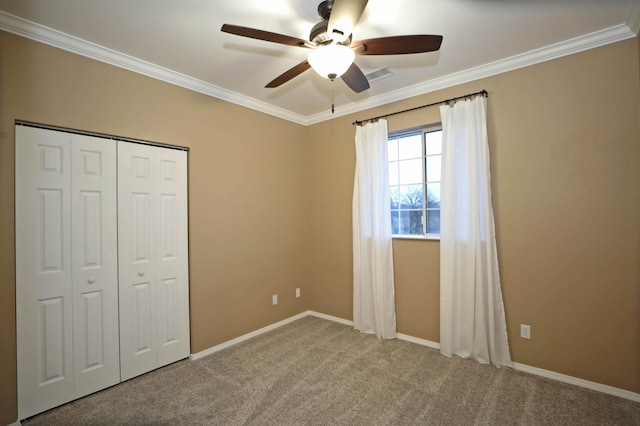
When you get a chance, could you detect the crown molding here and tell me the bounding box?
[305,23,636,125]
[626,0,640,35]
[0,11,635,127]
[0,11,309,126]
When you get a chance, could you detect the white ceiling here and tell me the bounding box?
[0,0,638,125]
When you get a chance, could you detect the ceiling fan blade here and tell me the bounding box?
[328,0,368,41]
[265,60,312,88]
[352,35,443,55]
[221,24,311,48]
[341,63,370,93]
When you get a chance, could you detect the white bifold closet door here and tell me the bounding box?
[16,126,120,420]
[117,141,190,381]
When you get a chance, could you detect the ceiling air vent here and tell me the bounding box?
[365,67,394,83]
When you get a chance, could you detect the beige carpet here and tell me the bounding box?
[23,316,640,425]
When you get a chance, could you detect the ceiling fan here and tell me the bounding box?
[221,0,443,94]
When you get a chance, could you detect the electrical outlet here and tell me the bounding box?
[272,294,278,305]
[296,288,300,298]
[520,324,531,339]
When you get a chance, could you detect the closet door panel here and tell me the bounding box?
[17,126,190,418]
[118,143,190,378]
[118,142,158,381]
[16,126,74,419]
[71,134,120,398]
[156,148,190,367]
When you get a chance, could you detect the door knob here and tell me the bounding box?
[138,270,145,276]
[88,277,96,284]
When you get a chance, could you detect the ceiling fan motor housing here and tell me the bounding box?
[310,19,351,45]
[310,21,332,44]
[311,0,350,45]
[317,0,333,20]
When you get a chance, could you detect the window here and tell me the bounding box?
[388,125,442,237]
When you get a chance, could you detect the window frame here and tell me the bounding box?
[388,123,443,240]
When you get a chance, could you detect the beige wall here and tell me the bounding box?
[0,31,310,423]
[307,37,640,394]
[1,30,639,424]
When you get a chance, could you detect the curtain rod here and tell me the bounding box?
[353,89,488,126]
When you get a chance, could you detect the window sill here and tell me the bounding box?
[392,234,440,241]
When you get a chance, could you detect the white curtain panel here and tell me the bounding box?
[439,96,512,367]
[352,119,397,339]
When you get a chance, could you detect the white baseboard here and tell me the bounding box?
[307,310,353,326]
[190,311,309,360]
[396,332,441,350]
[190,311,640,402]
[399,337,640,402]
[9,420,22,426]
[512,362,640,402]
[306,312,442,350]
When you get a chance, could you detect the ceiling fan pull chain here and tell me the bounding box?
[330,76,335,114]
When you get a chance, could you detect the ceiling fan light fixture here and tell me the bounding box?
[308,44,355,79]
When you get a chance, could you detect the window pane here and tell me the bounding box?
[426,155,441,182]
[391,210,399,234]
[398,134,422,160]
[427,183,440,208]
[400,210,423,235]
[399,158,422,184]
[390,186,400,209]
[388,162,398,186]
[425,131,442,155]
[399,184,423,209]
[388,138,398,161]
[388,126,443,237]
[427,209,440,234]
